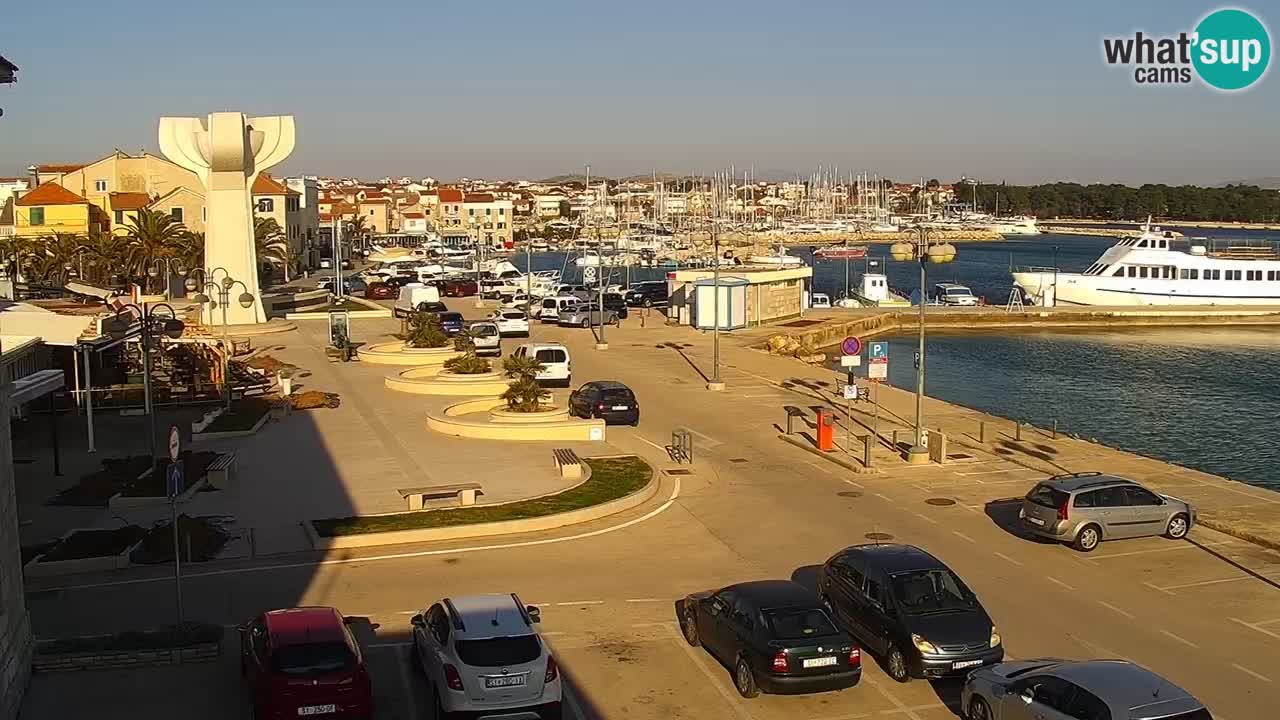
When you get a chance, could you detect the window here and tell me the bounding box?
[765,608,838,640]
[1074,491,1098,508]
[1016,676,1077,715]
[1248,270,1262,281]
[114,209,124,224]
[535,349,566,363]
[1091,486,1127,508]
[499,208,506,216]
[202,207,207,222]
[864,575,884,607]
[730,596,756,630]
[29,207,44,226]
[1189,269,1199,279]
[1114,266,1127,277]
[890,569,978,614]
[171,207,183,222]
[1269,271,1277,281]
[427,605,450,644]
[1127,266,1136,277]
[455,636,542,667]
[1123,486,1163,506]
[498,222,506,229]
[94,179,108,192]
[485,208,492,215]
[468,208,475,216]
[1228,269,1242,281]
[1027,483,1068,509]
[257,198,274,213]
[272,642,356,675]
[1064,686,1113,720]
[1138,267,1148,278]
[1163,267,1172,278]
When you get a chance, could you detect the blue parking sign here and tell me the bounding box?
[869,342,888,360]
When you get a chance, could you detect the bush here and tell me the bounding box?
[406,312,450,348]
[500,354,549,412]
[443,354,492,374]
[37,623,223,656]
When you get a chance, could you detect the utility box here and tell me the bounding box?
[817,410,836,452]
[692,277,748,330]
[927,429,947,464]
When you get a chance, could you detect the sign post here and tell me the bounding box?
[868,342,889,447]
[167,426,184,625]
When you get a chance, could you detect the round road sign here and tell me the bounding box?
[168,425,181,462]
[841,336,862,356]
[582,266,598,283]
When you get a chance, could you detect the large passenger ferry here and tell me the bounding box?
[1012,220,1280,306]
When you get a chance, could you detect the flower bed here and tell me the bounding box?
[34,623,223,673]
[202,398,272,433]
[38,527,146,563]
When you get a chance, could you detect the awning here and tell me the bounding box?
[11,368,65,405]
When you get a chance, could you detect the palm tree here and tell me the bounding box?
[123,209,188,291]
[500,354,549,412]
[254,217,290,283]
[173,231,204,272]
[81,230,130,286]
[25,234,82,286]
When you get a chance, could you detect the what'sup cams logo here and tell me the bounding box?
[1103,8,1271,91]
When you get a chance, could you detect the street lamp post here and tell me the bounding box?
[148,258,183,300]
[105,304,185,463]
[186,268,257,411]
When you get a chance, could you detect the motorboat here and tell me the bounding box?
[814,245,869,261]
[989,216,1040,236]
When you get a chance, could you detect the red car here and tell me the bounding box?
[443,278,478,297]
[240,607,373,719]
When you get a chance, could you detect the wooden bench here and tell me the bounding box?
[398,483,482,510]
[552,448,582,480]
[205,452,237,490]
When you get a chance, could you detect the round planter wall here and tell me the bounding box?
[385,368,510,396]
[356,342,461,366]
[488,405,571,424]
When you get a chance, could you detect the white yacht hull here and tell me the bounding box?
[1013,270,1280,306]
[747,254,804,266]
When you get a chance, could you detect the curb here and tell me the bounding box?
[778,433,878,474]
[303,465,659,550]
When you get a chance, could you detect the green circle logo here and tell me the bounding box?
[1193,8,1271,90]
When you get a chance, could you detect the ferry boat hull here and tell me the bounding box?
[1012,270,1280,306]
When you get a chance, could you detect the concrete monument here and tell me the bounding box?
[158,112,295,324]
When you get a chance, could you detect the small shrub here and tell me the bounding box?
[406,312,450,348]
[443,354,492,374]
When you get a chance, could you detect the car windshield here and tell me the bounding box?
[471,325,497,336]
[1026,483,1068,509]
[890,569,978,614]
[454,635,541,667]
[946,288,972,296]
[272,641,356,675]
[440,313,462,322]
[764,607,838,641]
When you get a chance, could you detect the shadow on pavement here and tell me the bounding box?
[982,498,1053,542]
[927,678,967,717]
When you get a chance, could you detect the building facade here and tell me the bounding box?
[285,177,320,269]
[0,383,33,720]
[12,183,106,238]
[462,193,513,249]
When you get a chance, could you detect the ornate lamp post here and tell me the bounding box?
[888,227,956,464]
[186,268,256,410]
[104,304,185,463]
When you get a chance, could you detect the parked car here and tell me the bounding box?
[443,278,479,297]
[411,595,560,720]
[679,581,860,698]
[491,309,530,337]
[438,311,465,335]
[539,296,580,324]
[962,659,1211,720]
[394,284,444,318]
[467,321,502,356]
[318,276,367,295]
[557,304,619,328]
[239,607,373,719]
[819,543,1002,683]
[601,292,629,319]
[365,282,398,299]
[512,343,571,387]
[625,281,668,307]
[1019,472,1195,553]
[568,381,639,425]
[502,292,533,309]
[934,283,978,306]
[319,258,333,270]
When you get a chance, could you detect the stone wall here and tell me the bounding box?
[747,279,804,324]
[0,385,32,720]
[32,642,220,673]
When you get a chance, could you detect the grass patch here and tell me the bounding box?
[314,456,651,537]
[203,398,272,433]
[328,298,372,312]
[37,623,223,656]
[119,451,220,497]
[38,527,146,562]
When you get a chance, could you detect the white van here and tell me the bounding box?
[512,342,571,387]
[539,295,580,324]
[394,283,443,318]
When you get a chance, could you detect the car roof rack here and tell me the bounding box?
[1048,471,1103,481]
[443,599,465,632]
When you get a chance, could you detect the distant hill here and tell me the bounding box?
[1220,177,1280,189]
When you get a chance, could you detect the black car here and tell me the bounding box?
[819,544,1002,683]
[624,281,668,307]
[437,311,465,335]
[568,381,639,425]
[680,580,861,698]
[415,301,449,314]
[601,292,629,319]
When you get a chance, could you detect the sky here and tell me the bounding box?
[0,1,1276,185]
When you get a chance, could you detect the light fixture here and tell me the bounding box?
[162,318,185,339]
[184,277,197,292]
[192,292,210,305]
[237,292,255,309]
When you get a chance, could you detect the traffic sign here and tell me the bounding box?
[168,425,181,462]
[841,336,862,356]
[166,462,184,501]
[840,354,862,367]
[582,266,598,283]
[869,342,888,360]
[868,361,888,380]
[843,383,858,400]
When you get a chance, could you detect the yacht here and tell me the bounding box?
[747,244,805,267]
[989,216,1040,236]
[1012,220,1280,306]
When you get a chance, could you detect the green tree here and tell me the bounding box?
[123,208,188,291]
[500,353,549,412]
[80,230,130,285]
[405,311,450,349]
[254,216,290,283]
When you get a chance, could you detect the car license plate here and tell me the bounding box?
[484,675,527,689]
[297,705,336,716]
[611,405,629,410]
[1028,516,1045,527]
[803,656,838,668]
[953,660,983,670]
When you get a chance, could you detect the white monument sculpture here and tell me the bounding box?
[158,112,295,325]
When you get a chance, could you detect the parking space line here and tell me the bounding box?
[993,552,1024,567]
[1096,601,1135,620]
[1086,540,1234,561]
[662,624,756,720]
[369,642,412,648]
[1230,617,1280,642]
[398,646,422,720]
[1232,663,1273,684]
[844,479,865,489]
[863,677,924,720]
[624,598,670,603]
[912,512,939,525]
[1159,630,1200,649]
[1142,581,1174,595]
[874,493,893,502]
[556,601,606,606]
[1046,576,1076,592]
[1256,618,1280,627]
[952,531,977,544]
[1148,571,1280,592]
[634,435,669,453]
[954,467,1039,477]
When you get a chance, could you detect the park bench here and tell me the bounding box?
[552,448,582,480]
[205,452,237,490]
[397,483,482,510]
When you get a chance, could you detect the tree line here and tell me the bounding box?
[954,180,1280,223]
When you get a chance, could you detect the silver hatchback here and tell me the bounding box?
[1019,472,1195,553]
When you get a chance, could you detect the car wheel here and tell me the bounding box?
[1165,513,1190,540]
[886,644,911,683]
[680,605,700,647]
[581,319,590,328]
[1074,524,1102,552]
[734,656,759,698]
[968,696,993,720]
[643,298,653,307]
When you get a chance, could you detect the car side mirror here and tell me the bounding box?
[410,615,425,628]
[526,606,541,623]
[1020,689,1035,704]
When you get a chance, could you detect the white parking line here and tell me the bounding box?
[1046,577,1077,591]
[398,645,422,720]
[556,601,606,606]
[633,435,669,453]
[1147,571,1280,592]
[844,479,865,489]
[863,677,924,720]
[1087,540,1234,561]
[624,598,670,603]
[1230,617,1280,642]
[954,468,1038,477]
[874,493,893,502]
[1159,630,1200,649]
[913,512,940,525]
[993,552,1024,567]
[1232,663,1273,684]
[952,531,977,544]
[1096,601,1135,620]
[663,624,756,720]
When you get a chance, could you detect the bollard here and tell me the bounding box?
[892,429,900,451]
[1015,422,1022,441]
[979,421,987,444]
[1052,419,1058,440]
[864,434,874,468]
[786,411,795,435]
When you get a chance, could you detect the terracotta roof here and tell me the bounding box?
[251,174,290,195]
[360,198,390,206]
[16,182,88,206]
[36,163,86,174]
[361,190,388,199]
[401,211,425,218]
[107,192,151,211]
[437,188,464,203]
[464,193,495,203]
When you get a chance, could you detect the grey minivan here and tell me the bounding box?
[962,659,1211,720]
[1020,473,1195,553]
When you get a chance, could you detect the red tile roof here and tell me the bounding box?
[16,182,88,206]
[437,188,464,203]
[36,164,86,174]
[251,174,289,195]
[401,211,425,218]
[107,192,151,211]
[464,193,495,203]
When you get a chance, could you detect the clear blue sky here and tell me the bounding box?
[1,1,1274,184]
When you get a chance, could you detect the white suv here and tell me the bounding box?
[512,343,571,387]
[411,594,561,720]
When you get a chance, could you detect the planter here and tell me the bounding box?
[34,624,223,673]
[489,405,571,423]
[356,342,461,367]
[385,368,509,396]
[192,409,269,442]
[107,469,207,511]
[24,528,145,579]
[429,397,605,442]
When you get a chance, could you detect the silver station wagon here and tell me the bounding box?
[1019,472,1195,552]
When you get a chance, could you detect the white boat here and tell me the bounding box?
[1012,219,1280,306]
[574,251,607,267]
[990,216,1040,236]
[868,222,899,233]
[747,242,805,267]
[530,240,550,252]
